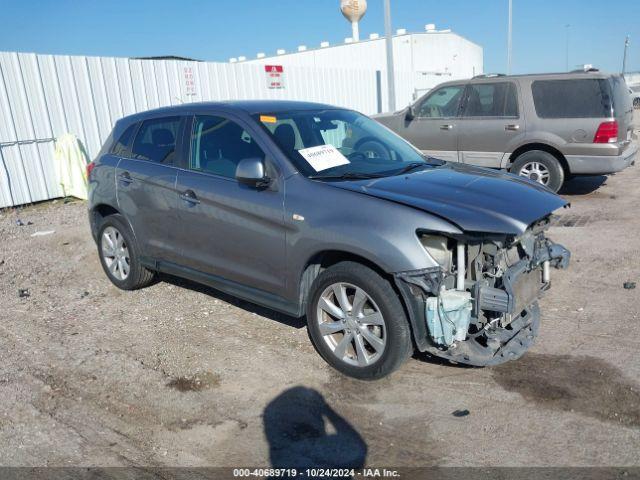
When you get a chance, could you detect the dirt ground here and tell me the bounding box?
[0,155,639,469]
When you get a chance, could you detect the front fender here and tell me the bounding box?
[283,175,461,303]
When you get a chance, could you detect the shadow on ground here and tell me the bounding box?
[263,386,367,470]
[492,352,640,427]
[160,273,306,329]
[559,175,607,196]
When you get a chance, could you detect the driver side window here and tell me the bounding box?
[416,85,465,118]
[190,115,265,179]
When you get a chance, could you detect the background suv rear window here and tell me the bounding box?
[131,117,181,164]
[532,79,611,118]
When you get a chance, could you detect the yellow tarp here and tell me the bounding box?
[54,133,89,200]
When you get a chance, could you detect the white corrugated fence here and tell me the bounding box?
[0,51,384,208]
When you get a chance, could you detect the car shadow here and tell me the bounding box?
[159,273,306,329]
[559,175,607,196]
[263,386,367,471]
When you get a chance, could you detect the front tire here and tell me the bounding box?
[511,150,565,192]
[306,261,413,380]
[97,214,156,290]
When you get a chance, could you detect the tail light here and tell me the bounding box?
[86,161,96,179]
[593,121,618,143]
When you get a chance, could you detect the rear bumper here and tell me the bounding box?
[566,143,637,174]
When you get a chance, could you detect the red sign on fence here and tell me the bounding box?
[265,65,285,89]
[183,66,196,97]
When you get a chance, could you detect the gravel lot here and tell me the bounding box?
[0,157,639,468]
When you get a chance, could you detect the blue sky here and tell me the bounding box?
[1,0,638,74]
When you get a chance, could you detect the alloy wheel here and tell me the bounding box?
[518,161,550,185]
[316,282,386,367]
[101,226,130,281]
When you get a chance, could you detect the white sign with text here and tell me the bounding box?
[298,145,350,172]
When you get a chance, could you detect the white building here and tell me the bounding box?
[235,25,483,110]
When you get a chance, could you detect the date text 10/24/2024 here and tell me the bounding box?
[232,468,401,478]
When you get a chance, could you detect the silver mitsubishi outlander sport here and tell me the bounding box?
[88,100,570,379]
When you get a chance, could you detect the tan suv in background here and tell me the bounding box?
[375,70,636,191]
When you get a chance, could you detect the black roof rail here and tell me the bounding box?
[472,73,506,79]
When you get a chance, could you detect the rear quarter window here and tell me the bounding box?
[531,79,612,118]
[110,123,138,157]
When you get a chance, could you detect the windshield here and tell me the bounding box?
[253,109,442,179]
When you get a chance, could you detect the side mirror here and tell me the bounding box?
[235,157,270,188]
[405,105,416,121]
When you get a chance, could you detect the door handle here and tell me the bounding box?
[440,124,454,130]
[118,171,133,185]
[180,189,200,205]
[505,124,520,131]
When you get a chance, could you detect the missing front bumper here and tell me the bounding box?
[394,238,569,366]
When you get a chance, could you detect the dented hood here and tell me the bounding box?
[328,162,568,235]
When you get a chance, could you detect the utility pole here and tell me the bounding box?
[622,36,630,74]
[383,0,396,112]
[507,0,512,74]
[565,24,570,71]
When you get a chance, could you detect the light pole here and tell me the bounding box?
[623,36,630,74]
[565,24,570,71]
[383,0,396,112]
[507,0,512,75]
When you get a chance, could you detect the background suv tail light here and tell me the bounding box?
[593,121,618,143]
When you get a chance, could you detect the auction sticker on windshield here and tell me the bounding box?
[298,145,350,172]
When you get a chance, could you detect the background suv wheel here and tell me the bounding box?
[97,214,156,290]
[306,261,413,380]
[511,150,565,192]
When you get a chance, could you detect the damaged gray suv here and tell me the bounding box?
[88,100,570,380]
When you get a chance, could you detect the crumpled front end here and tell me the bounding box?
[394,216,570,366]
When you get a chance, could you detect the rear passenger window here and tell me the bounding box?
[190,115,265,179]
[131,117,181,164]
[462,82,518,117]
[111,123,137,157]
[532,79,611,118]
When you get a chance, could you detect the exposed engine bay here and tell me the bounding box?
[395,216,570,366]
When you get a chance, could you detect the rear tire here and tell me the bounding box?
[97,214,156,290]
[511,150,565,192]
[306,261,413,380]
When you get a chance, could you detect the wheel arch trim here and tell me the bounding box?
[507,142,570,176]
